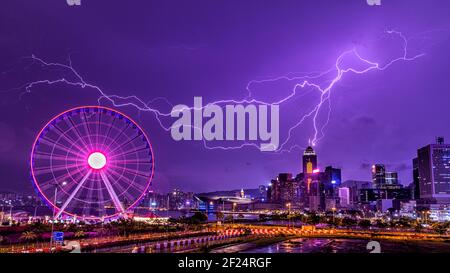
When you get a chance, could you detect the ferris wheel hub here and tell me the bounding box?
[88,152,107,170]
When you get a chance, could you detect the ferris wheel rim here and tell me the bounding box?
[30,105,155,220]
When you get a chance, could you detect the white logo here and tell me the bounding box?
[366,241,381,253]
[66,0,81,6]
[170,97,280,151]
[367,0,381,6]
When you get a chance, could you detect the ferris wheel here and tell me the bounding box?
[30,106,155,220]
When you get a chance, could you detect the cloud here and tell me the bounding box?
[352,115,376,126]
[360,162,372,170]
[0,122,16,153]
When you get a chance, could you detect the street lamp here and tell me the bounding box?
[332,207,336,226]
[9,203,13,226]
[232,203,237,224]
[286,203,291,227]
[50,181,67,250]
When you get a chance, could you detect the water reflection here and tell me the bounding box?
[242,238,450,253]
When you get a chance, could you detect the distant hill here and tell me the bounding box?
[196,188,262,198]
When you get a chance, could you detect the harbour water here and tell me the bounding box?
[242,238,450,253]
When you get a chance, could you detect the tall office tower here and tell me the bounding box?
[371,164,386,188]
[302,146,318,202]
[323,166,342,209]
[324,166,342,186]
[340,180,372,205]
[302,146,317,174]
[338,187,350,207]
[385,171,399,186]
[412,157,420,199]
[371,164,399,189]
[417,137,450,204]
[270,173,300,205]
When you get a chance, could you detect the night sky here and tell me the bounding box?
[1,0,450,194]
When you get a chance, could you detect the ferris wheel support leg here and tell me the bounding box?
[55,170,92,219]
[100,171,125,214]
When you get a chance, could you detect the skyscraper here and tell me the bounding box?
[338,187,350,208]
[416,137,450,204]
[340,180,371,206]
[302,146,317,174]
[371,164,400,189]
[269,173,300,205]
[371,164,386,188]
[323,166,342,209]
[412,157,420,199]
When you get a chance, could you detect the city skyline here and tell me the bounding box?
[0,136,444,198]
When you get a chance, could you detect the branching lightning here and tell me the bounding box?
[8,30,424,153]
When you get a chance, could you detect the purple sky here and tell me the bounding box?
[1,0,450,194]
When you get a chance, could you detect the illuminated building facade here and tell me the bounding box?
[416,137,450,205]
[371,164,400,189]
[269,146,341,211]
[412,157,421,199]
[269,173,300,206]
[338,187,350,207]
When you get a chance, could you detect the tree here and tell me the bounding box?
[341,217,357,227]
[29,221,49,233]
[216,211,224,221]
[396,217,413,228]
[307,213,322,224]
[432,222,449,235]
[74,230,86,238]
[358,219,371,229]
[189,212,208,224]
[413,221,423,233]
[375,219,387,228]
[20,231,38,244]
[114,219,135,237]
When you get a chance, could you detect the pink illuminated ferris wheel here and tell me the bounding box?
[30,106,155,220]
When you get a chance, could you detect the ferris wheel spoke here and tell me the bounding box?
[108,133,140,155]
[110,159,152,164]
[33,152,79,162]
[100,171,125,214]
[109,146,150,160]
[52,123,87,155]
[103,170,136,203]
[38,166,87,193]
[119,165,153,179]
[100,116,116,149]
[106,168,148,193]
[95,175,107,216]
[82,111,95,151]
[109,122,131,149]
[67,116,92,152]
[33,163,81,175]
[95,110,102,148]
[40,136,84,158]
[55,170,92,219]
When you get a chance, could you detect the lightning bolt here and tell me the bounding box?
[6,30,424,153]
